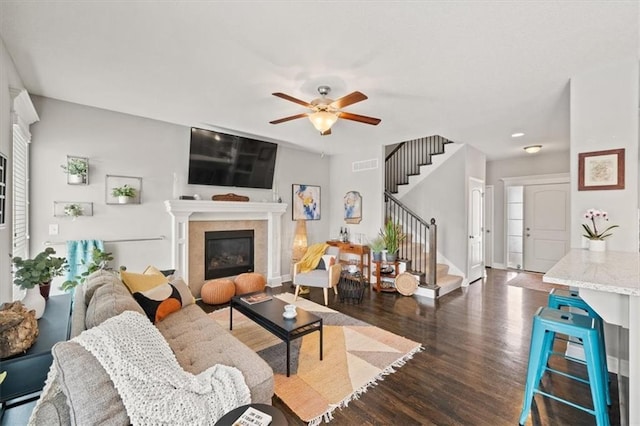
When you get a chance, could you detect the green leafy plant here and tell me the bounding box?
[12,247,69,290]
[368,237,386,253]
[64,203,83,217]
[60,158,88,176]
[61,248,114,291]
[379,219,406,255]
[112,184,136,198]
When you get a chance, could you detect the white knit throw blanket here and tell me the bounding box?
[47,311,250,425]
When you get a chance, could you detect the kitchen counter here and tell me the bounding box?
[544,249,639,426]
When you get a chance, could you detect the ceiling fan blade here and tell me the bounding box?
[269,113,309,125]
[320,128,332,136]
[272,92,313,108]
[330,91,368,109]
[338,111,381,126]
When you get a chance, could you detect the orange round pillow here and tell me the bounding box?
[201,279,235,305]
[234,273,267,295]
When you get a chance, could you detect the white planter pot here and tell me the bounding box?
[118,196,131,204]
[22,287,46,319]
[588,239,606,252]
[68,174,84,184]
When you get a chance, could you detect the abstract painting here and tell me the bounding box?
[292,184,320,220]
[344,191,362,224]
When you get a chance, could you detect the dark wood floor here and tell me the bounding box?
[3,269,620,425]
[265,269,620,426]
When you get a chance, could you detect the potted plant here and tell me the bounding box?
[64,203,84,218]
[61,248,114,291]
[112,184,136,204]
[368,237,386,262]
[582,209,618,252]
[12,247,69,318]
[61,158,88,184]
[379,219,406,262]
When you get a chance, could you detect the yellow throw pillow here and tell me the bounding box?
[143,265,165,277]
[121,269,168,293]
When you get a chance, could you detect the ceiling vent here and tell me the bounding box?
[352,158,379,172]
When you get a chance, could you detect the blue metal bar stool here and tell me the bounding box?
[548,288,610,405]
[519,307,610,426]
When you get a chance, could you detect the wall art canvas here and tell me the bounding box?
[344,191,362,224]
[292,184,320,220]
[578,148,625,191]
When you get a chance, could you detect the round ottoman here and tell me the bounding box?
[234,273,267,295]
[201,279,235,305]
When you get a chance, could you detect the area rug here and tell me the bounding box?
[209,293,423,425]
[507,272,561,293]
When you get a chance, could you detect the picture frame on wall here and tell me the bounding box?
[578,148,625,191]
[344,191,362,224]
[292,184,320,220]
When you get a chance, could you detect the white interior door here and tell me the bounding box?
[523,183,570,273]
[484,185,494,268]
[468,178,484,283]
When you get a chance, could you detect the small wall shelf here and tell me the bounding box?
[63,155,89,185]
[106,174,142,205]
[53,201,93,218]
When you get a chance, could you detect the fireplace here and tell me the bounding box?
[205,230,254,280]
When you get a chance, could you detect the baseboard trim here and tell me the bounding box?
[492,263,506,270]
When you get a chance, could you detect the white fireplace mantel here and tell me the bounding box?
[164,200,288,286]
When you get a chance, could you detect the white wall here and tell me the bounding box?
[402,146,468,273]
[570,58,639,251]
[486,150,570,266]
[328,148,385,246]
[0,37,27,303]
[28,96,329,292]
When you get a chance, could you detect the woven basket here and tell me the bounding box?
[395,272,419,296]
[338,274,365,303]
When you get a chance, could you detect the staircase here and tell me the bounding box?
[384,135,464,297]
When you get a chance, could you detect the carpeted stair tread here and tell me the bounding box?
[437,274,464,296]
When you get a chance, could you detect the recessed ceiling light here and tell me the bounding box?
[511,132,525,138]
[524,145,542,154]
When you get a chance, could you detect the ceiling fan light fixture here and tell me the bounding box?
[524,145,542,154]
[309,111,338,134]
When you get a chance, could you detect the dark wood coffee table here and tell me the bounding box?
[230,293,322,377]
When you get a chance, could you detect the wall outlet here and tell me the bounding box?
[48,224,59,235]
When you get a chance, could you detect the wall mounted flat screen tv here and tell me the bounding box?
[188,127,277,189]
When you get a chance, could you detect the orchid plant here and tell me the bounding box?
[582,209,619,241]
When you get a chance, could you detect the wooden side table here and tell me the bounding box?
[0,293,72,406]
[372,260,400,293]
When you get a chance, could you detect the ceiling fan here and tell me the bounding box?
[269,86,381,135]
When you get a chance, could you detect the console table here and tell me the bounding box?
[0,294,72,406]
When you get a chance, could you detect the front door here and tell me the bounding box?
[523,183,570,273]
[468,178,484,283]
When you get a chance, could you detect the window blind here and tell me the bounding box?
[12,122,29,260]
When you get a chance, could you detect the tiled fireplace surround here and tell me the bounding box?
[165,200,287,297]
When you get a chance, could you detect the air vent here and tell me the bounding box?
[352,158,378,172]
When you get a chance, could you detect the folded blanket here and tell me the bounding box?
[297,242,329,273]
[30,311,250,426]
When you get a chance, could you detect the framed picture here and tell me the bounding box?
[106,175,142,204]
[292,184,320,220]
[344,191,362,224]
[578,148,625,191]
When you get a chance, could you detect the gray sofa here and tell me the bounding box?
[29,270,274,425]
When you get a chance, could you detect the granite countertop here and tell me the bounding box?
[543,249,640,296]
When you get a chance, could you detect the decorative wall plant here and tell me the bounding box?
[106,175,142,204]
[61,155,89,185]
[54,201,93,218]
